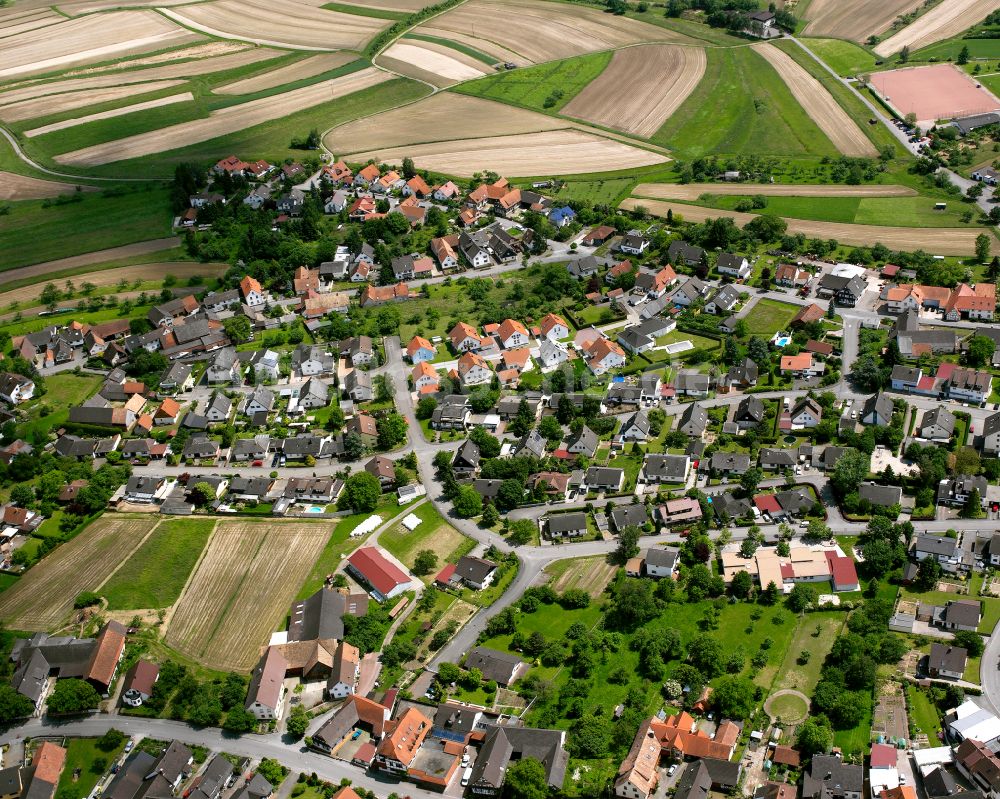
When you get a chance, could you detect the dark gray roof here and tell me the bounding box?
[644,454,689,481]
[710,452,751,472]
[862,393,894,423]
[645,548,678,569]
[288,586,368,642]
[943,600,981,627]
[929,643,968,674]
[803,755,863,799]
[915,534,958,557]
[675,760,713,799]
[547,512,588,534]
[736,395,765,422]
[610,503,648,531]
[678,402,708,435]
[859,482,902,507]
[454,555,497,585]
[464,647,525,684]
[923,766,957,798]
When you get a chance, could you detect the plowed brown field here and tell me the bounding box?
[803,0,922,42]
[875,0,1000,55]
[0,80,186,122]
[0,171,99,200]
[562,44,705,138]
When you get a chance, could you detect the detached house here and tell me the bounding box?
[457,352,492,387]
[716,252,751,279]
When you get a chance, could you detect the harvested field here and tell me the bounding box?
[875,0,1000,56]
[562,44,705,138]
[166,520,330,671]
[26,92,194,137]
[63,41,266,75]
[0,8,63,39]
[330,92,564,154]
[57,67,391,166]
[0,516,157,630]
[349,129,668,177]
[0,238,181,287]
[414,0,677,64]
[755,43,876,156]
[0,171,99,201]
[869,64,1000,126]
[0,80,187,123]
[802,0,922,42]
[379,41,486,86]
[412,26,524,65]
[214,53,355,94]
[0,11,201,80]
[338,0,431,10]
[633,182,917,199]
[548,556,616,597]
[621,197,997,255]
[57,0,201,13]
[162,0,392,51]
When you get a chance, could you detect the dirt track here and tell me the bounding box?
[416,0,678,64]
[875,0,1000,55]
[621,197,994,255]
[803,0,922,41]
[57,68,391,166]
[350,129,668,177]
[0,10,201,79]
[214,52,355,94]
[755,43,876,157]
[562,44,705,138]
[0,237,181,286]
[0,171,98,200]
[26,92,194,137]
[0,80,186,122]
[633,182,917,199]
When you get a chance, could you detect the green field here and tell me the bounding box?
[323,1,406,18]
[402,33,497,65]
[452,51,612,113]
[696,194,967,227]
[57,737,126,799]
[651,46,838,158]
[549,178,636,206]
[914,37,1000,62]
[0,188,173,270]
[906,684,942,737]
[380,500,474,572]
[804,38,881,76]
[16,373,104,443]
[101,518,216,610]
[745,298,799,336]
[771,611,845,695]
[769,692,808,721]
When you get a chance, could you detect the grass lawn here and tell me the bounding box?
[906,684,942,737]
[803,37,880,76]
[56,737,126,799]
[900,585,1000,634]
[915,37,1000,62]
[0,573,18,593]
[402,33,497,65]
[608,454,642,492]
[550,178,636,206]
[833,696,873,755]
[655,328,721,351]
[17,373,104,443]
[101,518,215,610]
[745,298,799,336]
[770,610,845,696]
[769,692,808,722]
[452,51,612,113]
[295,495,399,600]
[651,46,838,158]
[0,187,172,270]
[379,500,473,575]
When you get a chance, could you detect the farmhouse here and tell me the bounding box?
[246,647,287,721]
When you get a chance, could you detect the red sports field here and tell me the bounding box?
[869,64,1000,126]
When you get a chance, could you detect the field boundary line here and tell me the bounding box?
[91,517,163,594]
[0,125,154,182]
[159,518,218,632]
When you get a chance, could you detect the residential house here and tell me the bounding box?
[619,231,650,256]
[735,396,765,429]
[545,512,589,539]
[928,643,968,680]
[705,284,741,315]
[205,393,232,423]
[802,756,863,799]
[452,440,480,478]
[582,337,627,376]
[298,378,329,410]
[539,313,569,342]
[464,647,526,686]
[859,482,903,508]
[919,407,956,442]
[776,264,810,287]
[566,426,599,458]
[666,241,705,266]
[620,410,651,441]
[610,504,648,533]
[292,344,335,377]
[457,352,492,387]
[861,393,894,426]
[406,336,436,364]
[584,466,625,493]
[677,403,708,437]
[0,374,33,405]
[206,348,241,385]
[717,252,751,279]
[790,397,822,428]
[346,547,412,602]
[343,370,373,402]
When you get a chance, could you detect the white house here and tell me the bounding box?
[457,352,492,387]
[0,373,34,405]
[538,339,568,370]
[498,319,529,349]
[717,252,751,279]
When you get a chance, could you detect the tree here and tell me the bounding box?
[954,630,985,657]
[413,549,438,576]
[376,413,408,450]
[614,524,641,564]
[189,482,216,508]
[286,704,309,739]
[730,570,754,599]
[958,45,970,65]
[851,355,886,392]
[568,715,610,759]
[688,634,724,678]
[453,484,483,518]
[0,683,34,723]
[786,582,816,613]
[915,555,942,590]
[481,503,500,527]
[223,315,252,343]
[416,396,437,420]
[343,471,381,513]
[438,662,461,684]
[747,337,769,366]
[961,488,985,519]
[223,706,255,733]
[831,448,871,499]
[508,519,534,546]
[97,729,126,751]
[739,467,762,498]
[967,335,996,368]
[47,679,101,714]
[712,675,758,720]
[796,715,833,755]
[256,760,286,786]
[977,233,991,263]
[503,757,549,799]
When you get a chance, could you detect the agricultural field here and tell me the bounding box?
[214,53,356,94]
[55,68,391,166]
[874,0,1000,56]
[546,555,617,597]
[0,81,189,124]
[801,0,922,42]
[166,520,330,671]
[632,183,917,200]
[379,501,474,575]
[650,46,838,158]
[0,172,99,201]
[561,45,706,138]
[26,93,195,138]
[803,37,880,76]
[378,41,489,87]
[100,518,216,610]
[412,0,680,65]
[754,43,876,156]
[161,0,393,51]
[0,516,158,630]
[346,129,668,177]
[621,197,996,255]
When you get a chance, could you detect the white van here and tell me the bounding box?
[461,767,473,787]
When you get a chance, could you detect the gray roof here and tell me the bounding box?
[567,426,598,456]
[454,555,497,585]
[610,503,648,531]
[710,451,751,472]
[288,586,368,642]
[859,482,902,507]
[643,454,689,481]
[929,642,968,674]
[760,448,795,468]
[915,534,958,557]
[645,548,678,569]
[678,402,708,435]
[862,393,894,423]
[469,725,566,791]
[736,395,765,423]
[464,646,525,684]
[547,512,588,534]
[584,466,624,488]
[944,600,981,627]
[803,755,863,799]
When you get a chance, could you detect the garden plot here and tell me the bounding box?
[755,42,876,156]
[214,53,355,94]
[562,44,705,138]
[548,555,616,597]
[347,129,668,177]
[162,0,393,51]
[0,11,202,80]
[166,520,330,671]
[875,0,1000,56]
[802,0,922,42]
[0,516,158,630]
[56,67,391,166]
[0,80,187,123]
[413,0,676,64]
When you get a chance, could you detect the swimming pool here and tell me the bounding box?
[305,506,324,513]
[774,335,791,347]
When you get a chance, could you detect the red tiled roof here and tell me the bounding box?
[870,742,897,769]
[348,547,410,596]
[33,742,66,786]
[84,621,126,688]
[754,494,781,513]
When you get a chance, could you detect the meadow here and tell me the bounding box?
[804,37,881,75]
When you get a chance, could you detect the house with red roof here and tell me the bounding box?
[826,552,859,592]
[754,493,783,519]
[346,547,413,602]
